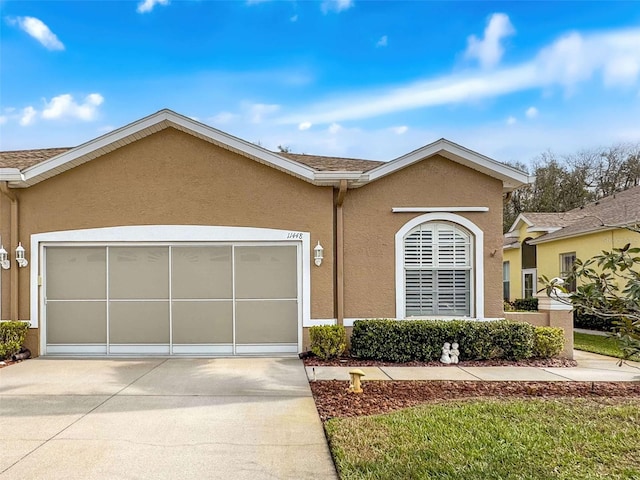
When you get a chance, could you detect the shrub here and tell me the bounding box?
[0,321,29,360]
[350,319,538,362]
[513,298,539,311]
[573,310,613,332]
[533,326,565,358]
[309,325,347,360]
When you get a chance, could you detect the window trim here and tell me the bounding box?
[559,251,577,292]
[395,213,484,319]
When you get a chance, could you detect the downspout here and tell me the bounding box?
[335,179,348,325]
[0,182,19,320]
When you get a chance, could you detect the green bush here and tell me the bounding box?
[0,321,29,359]
[310,325,347,360]
[533,326,565,358]
[350,319,538,362]
[513,298,539,311]
[573,310,613,332]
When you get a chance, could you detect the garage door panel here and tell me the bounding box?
[235,300,298,344]
[46,302,107,344]
[235,246,297,299]
[172,247,232,299]
[172,301,233,344]
[46,248,106,300]
[109,247,169,299]
[109,302,170,344]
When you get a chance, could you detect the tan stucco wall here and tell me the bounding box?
[342,156,505,319]
[1,128,336,353]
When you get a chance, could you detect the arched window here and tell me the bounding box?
[403,222,473,316]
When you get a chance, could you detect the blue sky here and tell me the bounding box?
[1,1,639,165]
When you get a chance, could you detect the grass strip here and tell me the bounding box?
[574,332,639,360]
[325,398,640,480]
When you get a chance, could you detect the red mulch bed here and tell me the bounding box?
[303,356,578,368]
[0,359,20,369]
[310,380,640,421]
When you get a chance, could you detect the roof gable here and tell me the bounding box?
[0,109,532,191]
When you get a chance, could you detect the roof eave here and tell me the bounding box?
[13,110,319,188]
[528,225,617,245]
[366,138,532,191]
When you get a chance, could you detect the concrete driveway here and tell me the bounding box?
[0,358,337,480]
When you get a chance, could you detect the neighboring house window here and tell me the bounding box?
[560,252,577,292]
[521,237,537,269]
[503,261,510,302]
[403,222,472,316]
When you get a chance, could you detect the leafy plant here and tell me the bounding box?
[513,297,539,311]
[309,325,346,360]
[533,327,564,358]
[541,241,640,364]
[0,321,29,359]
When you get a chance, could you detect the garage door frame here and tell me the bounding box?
[32,226,311,356]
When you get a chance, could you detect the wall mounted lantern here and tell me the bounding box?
[314,241,324,267]
[16,242,28,268]
[0,245,9,270]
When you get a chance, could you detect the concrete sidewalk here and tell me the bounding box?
[305,350,640,383]
[0,358,337,480]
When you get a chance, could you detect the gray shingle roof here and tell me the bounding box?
[527,186,640,243]
[0,147,383,173]
[0,148,72,169]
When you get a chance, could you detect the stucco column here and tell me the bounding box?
[537,290,574,359]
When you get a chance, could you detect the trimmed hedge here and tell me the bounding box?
[574,310,613,332]
[310,325,347,360]
[533,327,564,358]
[513,298,539,311]
[0,321,29,360]
[350,319,538,362]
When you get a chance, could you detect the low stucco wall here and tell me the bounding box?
[504,310,574,359]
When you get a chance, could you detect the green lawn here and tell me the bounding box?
[574,332,639,360]
[325,398,640,480]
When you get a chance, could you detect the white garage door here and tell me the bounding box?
[44,244,300,355]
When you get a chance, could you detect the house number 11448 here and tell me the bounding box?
[287,232,303,239]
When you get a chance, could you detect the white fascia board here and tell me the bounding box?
[366,138,532,190]
[507,213,533,233]
[527,226,562,233]
[17,109,317,187]
[313,171,363,186]
[503,243,520,250]
[527,226,616,245]
[0,168,24,182]
[392,207,489,213]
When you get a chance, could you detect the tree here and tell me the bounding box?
[541,235,640,365]
[503,143,640,233]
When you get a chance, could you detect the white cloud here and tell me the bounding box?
[137,0,169,14]
[97,125,115,134]
[247,103,280,123]
[525,107,538,118]
[506,116,517,125]
[41,93,104,121]
[290,14,298,22]
[391,126,408,135]
[19,106,37,126]
[328,123,342,134]
[209,111,238,125]
[0,116,7,125]
[464,13,515,69]
[321,0,353,14]
[298,121,312,131]
[8,16,64,50]
[376,35,388,48]
[277,27,640,126]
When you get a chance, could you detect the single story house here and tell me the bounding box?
[503,185,640,301]
[0,109,532,357]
